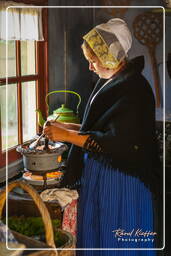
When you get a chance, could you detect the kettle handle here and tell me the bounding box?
[45,90,81,115]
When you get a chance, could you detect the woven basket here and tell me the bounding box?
[0,181,75,256]
[0,242,25,256]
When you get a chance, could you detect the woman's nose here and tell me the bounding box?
[89,62,95,71]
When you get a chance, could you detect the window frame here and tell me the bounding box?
[0,5,48,168]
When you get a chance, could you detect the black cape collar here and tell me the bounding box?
[80,56,145,130]
[85,56,145,108]
[99,55,145,93]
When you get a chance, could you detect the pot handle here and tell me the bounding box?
[0,181,58,255]
[45,90,81,115]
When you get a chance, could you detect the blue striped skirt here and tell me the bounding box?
[76,154,157,256]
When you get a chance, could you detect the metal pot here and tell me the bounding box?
[16,141,68,172]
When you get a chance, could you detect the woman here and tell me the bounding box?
[44,19,162,255]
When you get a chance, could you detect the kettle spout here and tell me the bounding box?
[36,109,46,127]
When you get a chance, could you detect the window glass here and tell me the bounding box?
[22,81,37,142]
[0,84,18,151]
[0,41,16,78]
[21,41,36,76]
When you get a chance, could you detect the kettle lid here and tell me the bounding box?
[53,104,73,114]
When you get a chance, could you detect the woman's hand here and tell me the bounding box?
[43,122,68,142]
[43,121,89,147]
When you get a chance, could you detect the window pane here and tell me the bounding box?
[0,41,16,78]
[21,41,36,76]
[22,81,36,142]
[0,84,18,151]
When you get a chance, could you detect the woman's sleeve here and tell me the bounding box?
[82,134,104,153]
[81,126,139,156]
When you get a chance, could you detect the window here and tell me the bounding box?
[0,5,48,168]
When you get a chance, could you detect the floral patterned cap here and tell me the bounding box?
[83,18,132,69]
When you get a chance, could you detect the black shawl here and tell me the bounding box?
[60,56,162,195]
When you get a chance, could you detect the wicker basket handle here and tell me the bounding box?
[0,181,58,256]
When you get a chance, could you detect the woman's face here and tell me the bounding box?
[88,57,108,78]
[83,47,114,79]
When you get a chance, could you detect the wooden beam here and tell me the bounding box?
[0,75,38,85]
[36,7,49,133]
[12,0,48,6]
[16,41,23,145]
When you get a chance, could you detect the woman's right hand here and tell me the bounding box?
[43,122,68,142]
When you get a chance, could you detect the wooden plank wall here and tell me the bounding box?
[47,1,96,120]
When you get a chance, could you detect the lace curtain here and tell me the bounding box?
[0,1,44,40]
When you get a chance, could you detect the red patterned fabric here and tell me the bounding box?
[62,199,78,238]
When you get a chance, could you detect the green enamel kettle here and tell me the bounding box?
[36,90,81,126]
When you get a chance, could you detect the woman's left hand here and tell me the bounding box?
[43,123,68,142]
